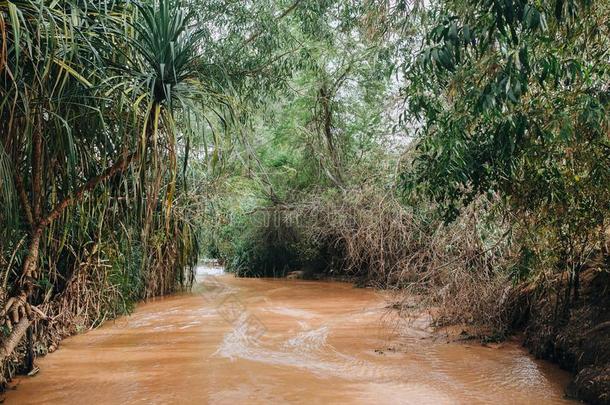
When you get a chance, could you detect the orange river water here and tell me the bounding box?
[6,268,575,404]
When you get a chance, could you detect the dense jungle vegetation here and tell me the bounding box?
[1,0,608,402]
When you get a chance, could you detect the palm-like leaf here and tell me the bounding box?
[0,0,203,367]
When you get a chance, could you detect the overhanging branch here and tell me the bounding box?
[40,152,135,228]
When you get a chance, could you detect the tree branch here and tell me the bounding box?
[40,152,135,228]
[242,0,303,47]
[14,172,33,227]
[31,124,43,222]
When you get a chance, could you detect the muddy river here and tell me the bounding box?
[7,267,574,404]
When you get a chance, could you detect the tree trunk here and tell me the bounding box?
[0,228,42,364]
[0,317,30,361]
[0,152,135,363]
[21,228,42,293]
[319,83,343,188]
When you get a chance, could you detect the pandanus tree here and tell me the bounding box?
[112,0,218,285]
[0,0,223,365]
[0,0,120,361]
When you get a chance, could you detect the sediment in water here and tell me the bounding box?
[5,276,575,404]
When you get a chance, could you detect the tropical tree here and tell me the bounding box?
[197,1,401,276]
[399,0,609,296]
[0,0,223,368]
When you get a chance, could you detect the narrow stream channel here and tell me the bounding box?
[7,266,575,404]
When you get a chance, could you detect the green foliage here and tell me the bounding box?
[399,0,610,280]
[2,0,605,383]
[0,0,253,370]
[226,212,300,277]
[196,2,402,275]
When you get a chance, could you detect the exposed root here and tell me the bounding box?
[0,293,30,334]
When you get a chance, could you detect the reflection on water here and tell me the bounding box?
[195,262,225,279]
[7,273,574,404]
